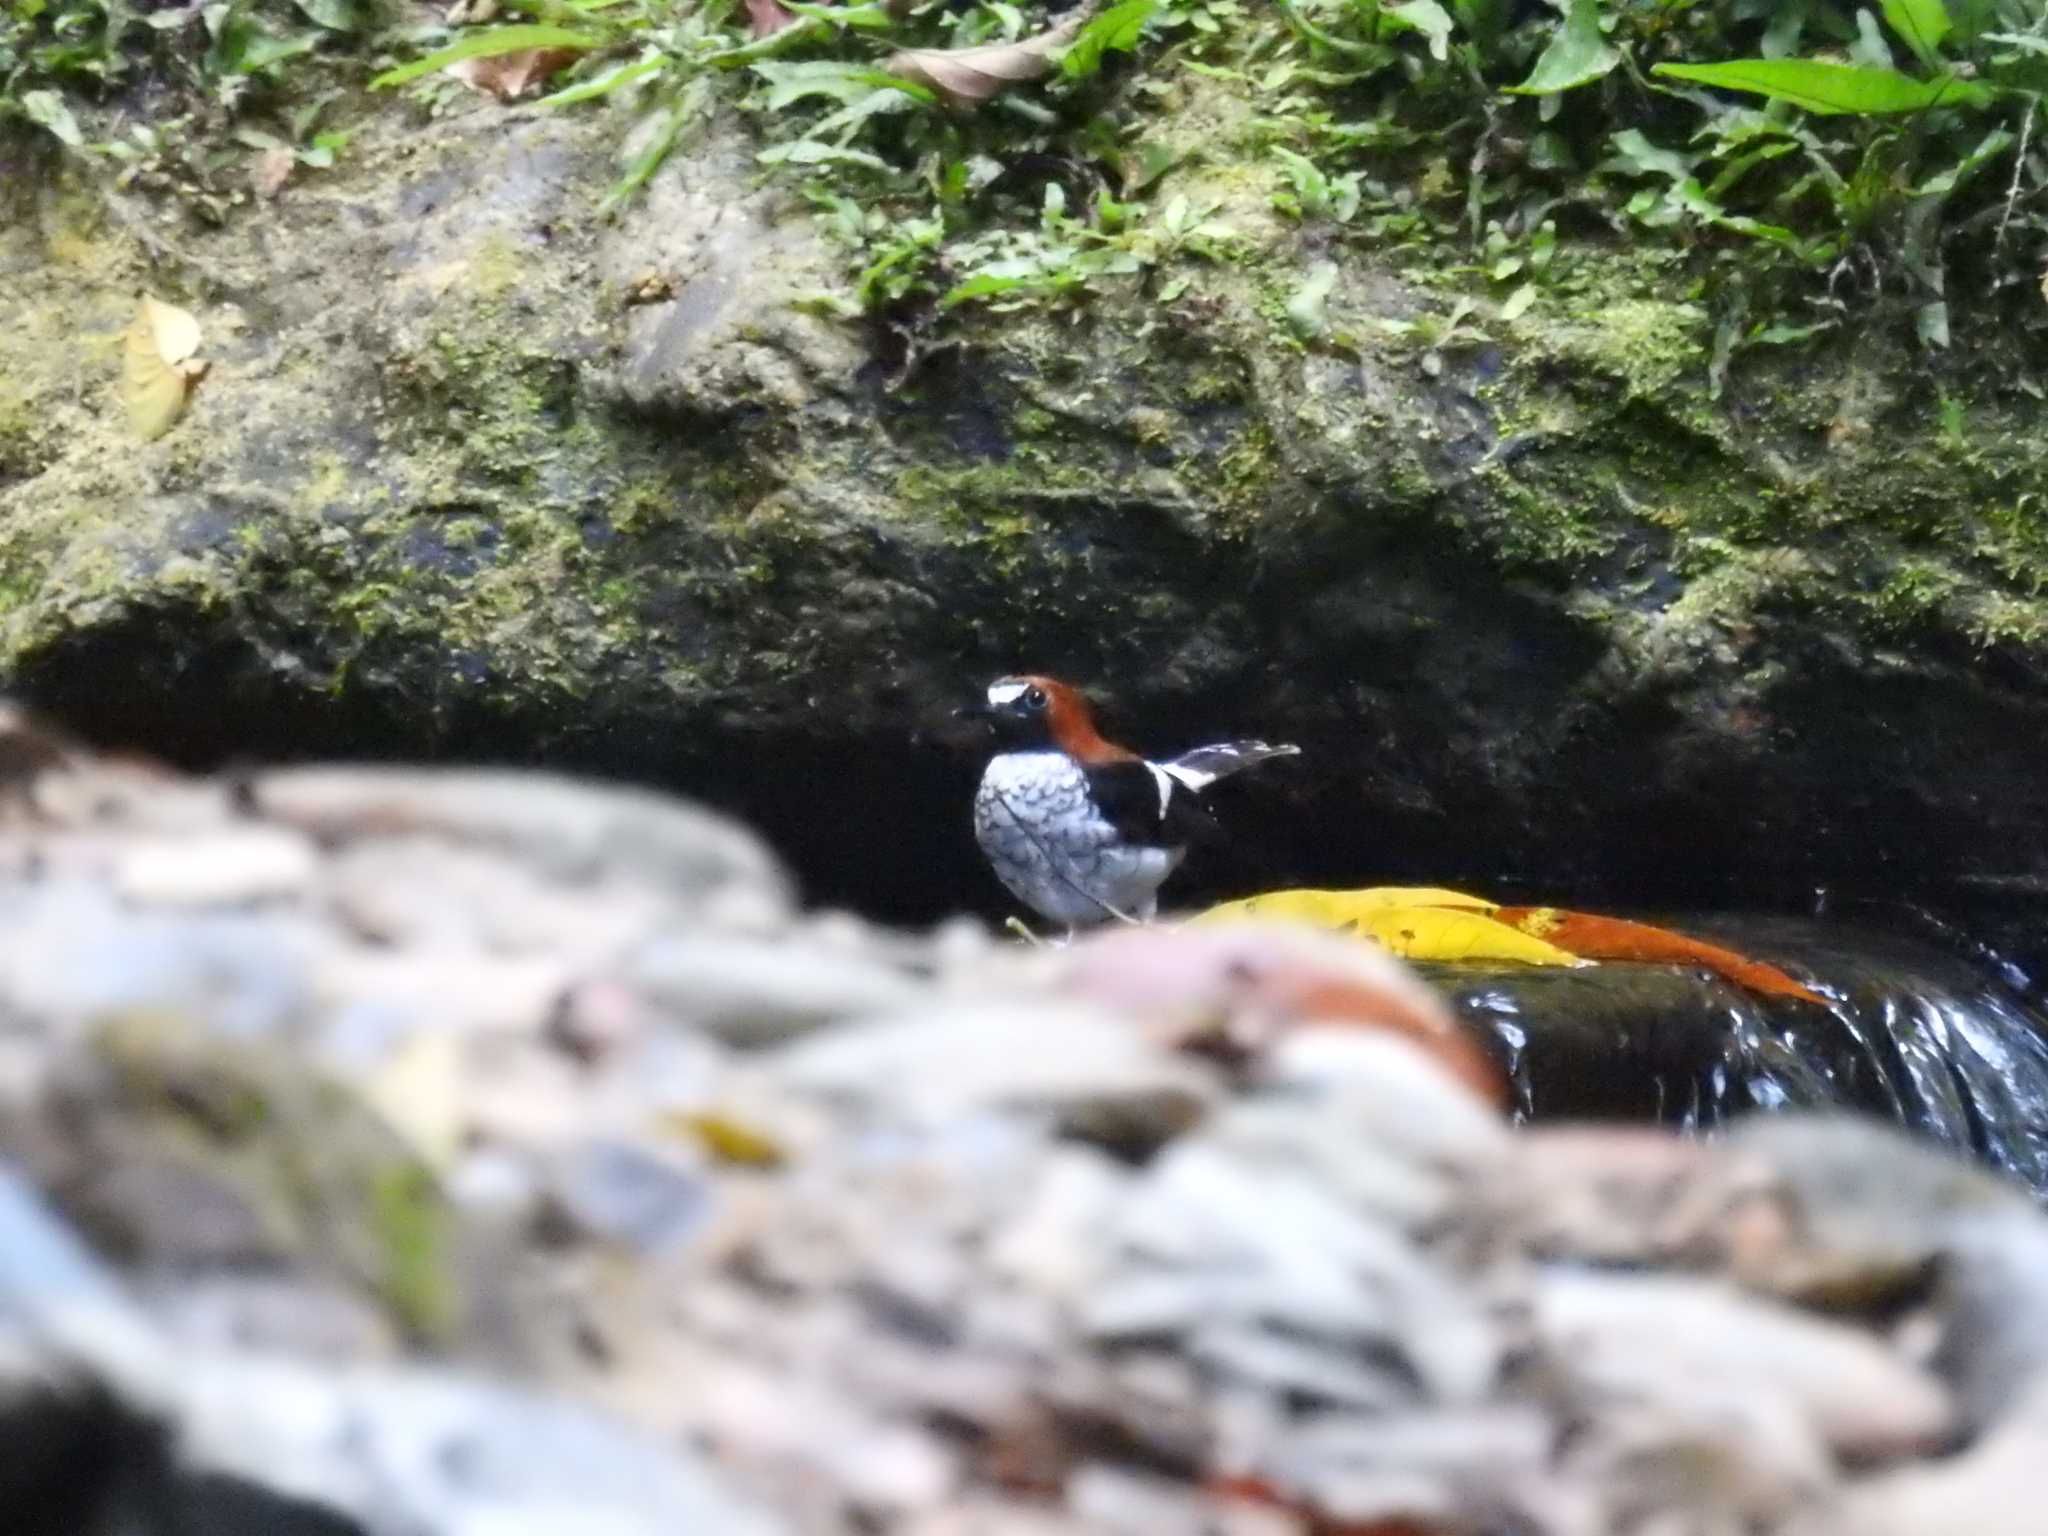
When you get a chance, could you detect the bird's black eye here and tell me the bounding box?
[1023,686,1047,710]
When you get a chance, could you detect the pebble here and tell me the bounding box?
[2,742,2047,1536]
[771,1001,1219,1140]
[111,826,319,907]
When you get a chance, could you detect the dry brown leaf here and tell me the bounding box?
[446,46,583,100]
[744,0,800,37]
[251,145,296,200]
[122,295,207,442]
[885,12,1084,107]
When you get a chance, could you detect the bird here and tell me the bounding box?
[960,674,1300,937]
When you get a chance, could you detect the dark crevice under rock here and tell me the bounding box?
[15,593,2048,1013]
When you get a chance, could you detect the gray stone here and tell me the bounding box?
[771,1002,1219,1137]
[622,934,923,1045]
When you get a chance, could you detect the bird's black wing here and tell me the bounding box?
[1083,760,1221,848]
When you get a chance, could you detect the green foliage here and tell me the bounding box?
[3,0,376,217]
[19,0,2048,369]
[1061,0,1159,79]
[1246,0,2048,371]
[368,24,605,89]
[1506,0,1619,95]
[1651,58,1988,114]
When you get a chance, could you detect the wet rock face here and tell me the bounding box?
[1439,912,2048,1190]
[11,97,2048,934]
[3,736,2048,1536]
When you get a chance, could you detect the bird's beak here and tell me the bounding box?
[953,703,992,722]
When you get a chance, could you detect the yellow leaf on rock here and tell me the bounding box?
[361,1030,466,1167]
[1190,888,1585,968]
[1190,886,1499,927]
[143,294,201,365]
[663,1109,786,1168]
[122,295,206,440]
[1343,906,1587,966]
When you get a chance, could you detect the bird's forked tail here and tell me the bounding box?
[1160,739,1301,792]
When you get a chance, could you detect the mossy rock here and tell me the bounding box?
[5,82,2048,946]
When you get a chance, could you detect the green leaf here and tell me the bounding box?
[1499,282,1537,321]
[1914,125,2014,196]
[758,139,892,169]
[292,0,368,31]
[1880,0,1951,68]
[1762,0,1809,57]
[602,79,706,210]
[1605,126,1694,181]
[1381,0,1453,60]
[1917,299,1949,348]
[941,270,1055,309]
[751,59,933,108]
[1060,0,1157,78]
[1650,58,1989,114]
[20,89,83,147]
[781,0,897,28]
[237,30,325,72]
[369,25,604,89]
[1506,0,1618,96]
[1850,7,1897,67]
[1285,259,1338,339]
[805,87,920,144]
[1450,0,1507,50]
[539,53,664,105]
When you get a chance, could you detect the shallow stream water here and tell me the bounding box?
[1437,911,2048,1192]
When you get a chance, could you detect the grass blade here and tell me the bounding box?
[370,25,605,89]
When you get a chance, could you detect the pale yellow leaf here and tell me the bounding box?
[144,295,202,366]
[123,295,206,441]
[660,1108,787,1168]
[1190,886,1499,926]
[1190,888,1584,967]
[361,1030,466,1167]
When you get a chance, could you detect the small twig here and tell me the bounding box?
[1995,95,2036,260]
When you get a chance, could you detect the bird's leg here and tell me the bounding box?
[1004,916,1047,947]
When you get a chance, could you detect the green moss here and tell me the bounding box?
[0,381,34,477]
[368,1163,457,1342]
[467,232,528,301]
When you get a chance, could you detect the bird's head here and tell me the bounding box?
[957,675,1131,761]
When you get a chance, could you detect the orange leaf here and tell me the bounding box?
[1494,907,1828,1006]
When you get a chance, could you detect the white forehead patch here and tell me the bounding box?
[987,682,1027,706]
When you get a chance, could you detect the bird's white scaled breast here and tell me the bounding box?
[972,751,1178,927]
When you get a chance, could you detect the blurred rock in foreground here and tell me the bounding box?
[0,711,2044,1536]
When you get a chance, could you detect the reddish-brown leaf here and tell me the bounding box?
[1057,921,1509,1110]
[1203,1476,1447,1536]
[446,46,584,100]
[251,145,296,200]
[1493,906,1830,1006]
[744,0,801,36]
